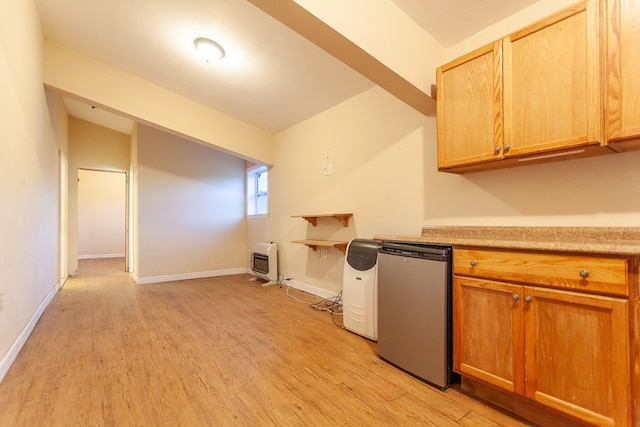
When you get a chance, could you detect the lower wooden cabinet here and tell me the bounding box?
[454,265,631,425]
[453,277,524,394]
[525,286,629,425]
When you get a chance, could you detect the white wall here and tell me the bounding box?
[0,0,60,381]
[77,170,126,259]
[136,125,248,282]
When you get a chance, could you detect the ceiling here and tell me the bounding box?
[36,0,539,135]
[390,0,538,48]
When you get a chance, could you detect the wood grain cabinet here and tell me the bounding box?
[437,0,611,173]
[503,0,602,158]
[436,41,503,169]
[453,248,631,426]
[606,0,640,150]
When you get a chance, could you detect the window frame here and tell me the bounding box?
[247,165,268,218]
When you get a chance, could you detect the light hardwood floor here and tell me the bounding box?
[0,258,532,426]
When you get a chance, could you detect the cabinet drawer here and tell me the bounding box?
[454,248,629,296]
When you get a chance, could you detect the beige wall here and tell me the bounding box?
[254,0,640,296]
[77,170,126,258]
[130,123,139,275]
[0,0,60,380]
[44,90,70,283]
[136,125,248,281]
[260,85,640,295]
[68,117,130,275]
[44,90,69,158]
[266,87,431,293]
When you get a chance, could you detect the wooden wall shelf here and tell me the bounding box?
[292,239,348,254]
[292,213,353,255]
[291,213,353,227]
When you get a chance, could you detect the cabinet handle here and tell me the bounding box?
[512,294,520,301]
[494,146,500,154]
[524,296,532,303]
[580,269,589,279]
[470,260,477,267]
[504,144,511,152]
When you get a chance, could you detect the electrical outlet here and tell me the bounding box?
[0,292,4,312]
[322,249,328,259]
[327,162,334,175]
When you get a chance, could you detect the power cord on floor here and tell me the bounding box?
[281,278,344,329]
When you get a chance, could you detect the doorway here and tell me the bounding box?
[77,169,127,269]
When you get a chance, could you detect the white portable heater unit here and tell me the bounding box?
[251,242,278,286]
[342,239,379,340]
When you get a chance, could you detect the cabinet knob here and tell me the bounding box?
[494,146,501,154]
[512,294,520,301]
[524,296,532,303]
[504,144,511,152]
[579,269,589,279]
[470,260,477,267]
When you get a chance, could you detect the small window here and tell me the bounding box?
[247,165,268,217]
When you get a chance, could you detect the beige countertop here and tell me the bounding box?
[374,226,640,256]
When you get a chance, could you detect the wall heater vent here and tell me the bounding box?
[251,242,277,286]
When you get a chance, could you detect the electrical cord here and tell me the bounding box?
[282,278,344,329]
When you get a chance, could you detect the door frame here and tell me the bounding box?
[76,168,130,271]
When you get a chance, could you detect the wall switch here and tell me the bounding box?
[322,165,328,176]
[322,249,328,259]
[0,292,3,312]
[327,162,334,175]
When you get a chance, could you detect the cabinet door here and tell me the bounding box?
[453,276,524,394]
[607,0,640,146]
[436,41,503,170]
[503,0,602,157]
[524,287,630,426]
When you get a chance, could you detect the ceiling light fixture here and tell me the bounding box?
[194,37,225,62]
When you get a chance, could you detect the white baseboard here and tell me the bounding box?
[285,279,339,300]
[78,253,125,260]
[137,268,338,301]
[245,269,339,300]
[136,267,247,285]
[0,284,58,383]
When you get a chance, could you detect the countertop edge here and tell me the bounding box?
[374,226,640,256]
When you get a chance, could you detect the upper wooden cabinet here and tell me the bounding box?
[503,1,602,157]
[606,0,640,150]
[436,41,503,169]
[436,0,627,173]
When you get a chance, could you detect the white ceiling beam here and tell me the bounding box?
[248,0,440,116]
